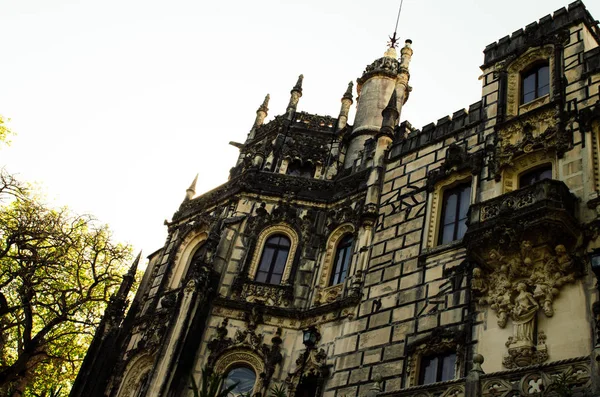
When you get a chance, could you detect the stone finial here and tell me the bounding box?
[258,94,270,114]
[292,74,304,94]
[343,81,354,102]
[400,39,413,69]
[185,174,198,201]
[465,354,484,397]
[286,75,304,119]
[337,81,354,130]
[471,354,485,374]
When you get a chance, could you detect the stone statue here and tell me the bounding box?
[510,282,539,345]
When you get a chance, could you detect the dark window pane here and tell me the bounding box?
[330,235,353,285]
[458,186,471,219]
[441,224,455,245]
[438,182,471,245]
[419,356,438,385]
[258,247,275,272]
[440,353,457,382]
[255,271,268,283]
[522,73,536,102]
[443,193,458,224]
[523,91,535,103]
[537,65,549,96]
[256,235,291,285]
[272,250,288,275]
[270,273,282,285]
[456,219,468,241]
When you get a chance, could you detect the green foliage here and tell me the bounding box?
[190,369,237,397]
[31,385,63,397]
[268,383,288,397]
[0,116,13,147]
[0,184,132,395]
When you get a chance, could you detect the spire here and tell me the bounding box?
[185,174,198,201]
[292,74,304,94]
[248,94,270,140]
[337,81,354,130]
[286,74,304,120]
[115,251,141,300]
[380,90,399,138]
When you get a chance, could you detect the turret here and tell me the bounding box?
[344,40,413,168]
[286,74,303,120]
[337,81,354,130]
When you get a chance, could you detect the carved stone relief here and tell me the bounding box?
[207,311,283,396]
[492,108,564,180]
[285,347,329,396]
[471,242,578,368]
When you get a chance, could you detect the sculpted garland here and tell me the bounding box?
[471,242,577,368]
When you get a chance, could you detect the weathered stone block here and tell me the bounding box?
[359,326,391,349]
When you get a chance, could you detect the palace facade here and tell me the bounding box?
[72,1,600,396]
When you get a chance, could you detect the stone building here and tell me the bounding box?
[71,1,600,396]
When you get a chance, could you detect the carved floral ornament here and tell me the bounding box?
[471,241,578,368]
[492,108,564,180]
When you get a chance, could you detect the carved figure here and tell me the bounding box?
[472,267,488,297]
[510,283,539,346]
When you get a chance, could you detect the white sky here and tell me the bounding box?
[1,0,599,266]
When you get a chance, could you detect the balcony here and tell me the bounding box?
[463,179,579,254]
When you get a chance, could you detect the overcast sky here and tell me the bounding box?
[1,0,599,266]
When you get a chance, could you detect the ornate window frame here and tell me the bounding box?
[248,224,298,285]
[405,331,464,388]
[116,354,155,397]
[500,150,556,193]
[213,349,264,396]
[314,224,355,305]
[506,45,555,117]
[169,231,208,290]
[425,171,474,248]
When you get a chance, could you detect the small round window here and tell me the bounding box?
[222,367,256,395]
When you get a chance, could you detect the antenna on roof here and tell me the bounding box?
[388,0,404,48]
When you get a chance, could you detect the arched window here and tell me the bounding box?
[287,159,315,178]
[190,244,205,268]
[222,366,256,396]
[330,235,353,286]
[255,234,291,285]
[521,63,549,104]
